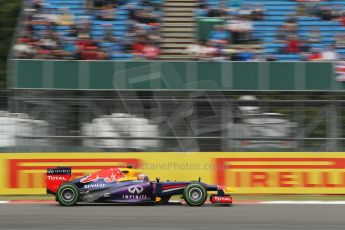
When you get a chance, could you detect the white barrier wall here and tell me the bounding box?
[0,111,50,147]
[82,113,159,150]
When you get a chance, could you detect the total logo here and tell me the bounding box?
[47,176,68,181]
[211,196,232,203]
[128,185,144,194]
[213,196,231,201]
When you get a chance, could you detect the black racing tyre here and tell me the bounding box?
[56,183,79,206]
[183,183,207,206]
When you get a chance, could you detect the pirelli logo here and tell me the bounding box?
[215,158,345,188]
[8,158,141,189]
[2,153,345,194]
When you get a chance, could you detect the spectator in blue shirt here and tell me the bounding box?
[237,48,255,61]
[63,37,77,59]
[208,25,230,48]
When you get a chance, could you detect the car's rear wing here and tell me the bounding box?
[46,167,72,194]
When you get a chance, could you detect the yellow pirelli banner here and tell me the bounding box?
[0,152,345,194]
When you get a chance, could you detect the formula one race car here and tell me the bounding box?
[46,166,233,206]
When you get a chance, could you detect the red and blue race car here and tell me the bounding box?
[46,166,234,206]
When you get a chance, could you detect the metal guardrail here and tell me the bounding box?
[16,136,345,141]
[0,90,344,152]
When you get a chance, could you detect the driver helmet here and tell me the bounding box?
[137,173,149,182]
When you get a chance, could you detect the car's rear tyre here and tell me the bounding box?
[56,183,79,206]
[183,184,207,206]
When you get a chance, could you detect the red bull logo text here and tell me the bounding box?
[80,168,126,183]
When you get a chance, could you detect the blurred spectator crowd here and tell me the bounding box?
[188,0,345,61]
[278,1,344,61]
[12,0,345,62]
[13,0,162,60]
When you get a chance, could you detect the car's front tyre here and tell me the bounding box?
[56,183,79,206]
[183,183,207,206]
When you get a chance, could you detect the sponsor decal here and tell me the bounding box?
[128,185,144,194]
[83,183,106,189]
[211,196,232,203]
[47,176,68,181]
[215,158,345,189]
[122,194,147,200]
[80,168,126,183]
[1,152,345,195]
[47,168,71,174]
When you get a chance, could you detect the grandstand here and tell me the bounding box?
[194,0,345,61]
[251,0,345,60]
[14,0,162,60]
[11,0,345,61]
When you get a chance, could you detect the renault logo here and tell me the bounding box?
[128,185,144,194]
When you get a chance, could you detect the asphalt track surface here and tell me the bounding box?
[0,203,344,230]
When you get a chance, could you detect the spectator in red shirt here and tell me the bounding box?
[132,37,146,56]
[285,35,300,53]
[308,48,322,61]
[76,38,93,50]
[339,12,345,26]
[143,42,160,59]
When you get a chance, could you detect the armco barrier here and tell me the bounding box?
[10,60,342,91]
[0,152,344,195]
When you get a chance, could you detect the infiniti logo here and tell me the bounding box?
[128,185,144,194]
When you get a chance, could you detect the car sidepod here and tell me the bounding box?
[73,179,155,204]
[109,181,155,203]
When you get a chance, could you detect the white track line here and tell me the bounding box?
[1,200,345,205]
[261,201,345,204]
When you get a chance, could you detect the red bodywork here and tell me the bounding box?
[46,168,71,194]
